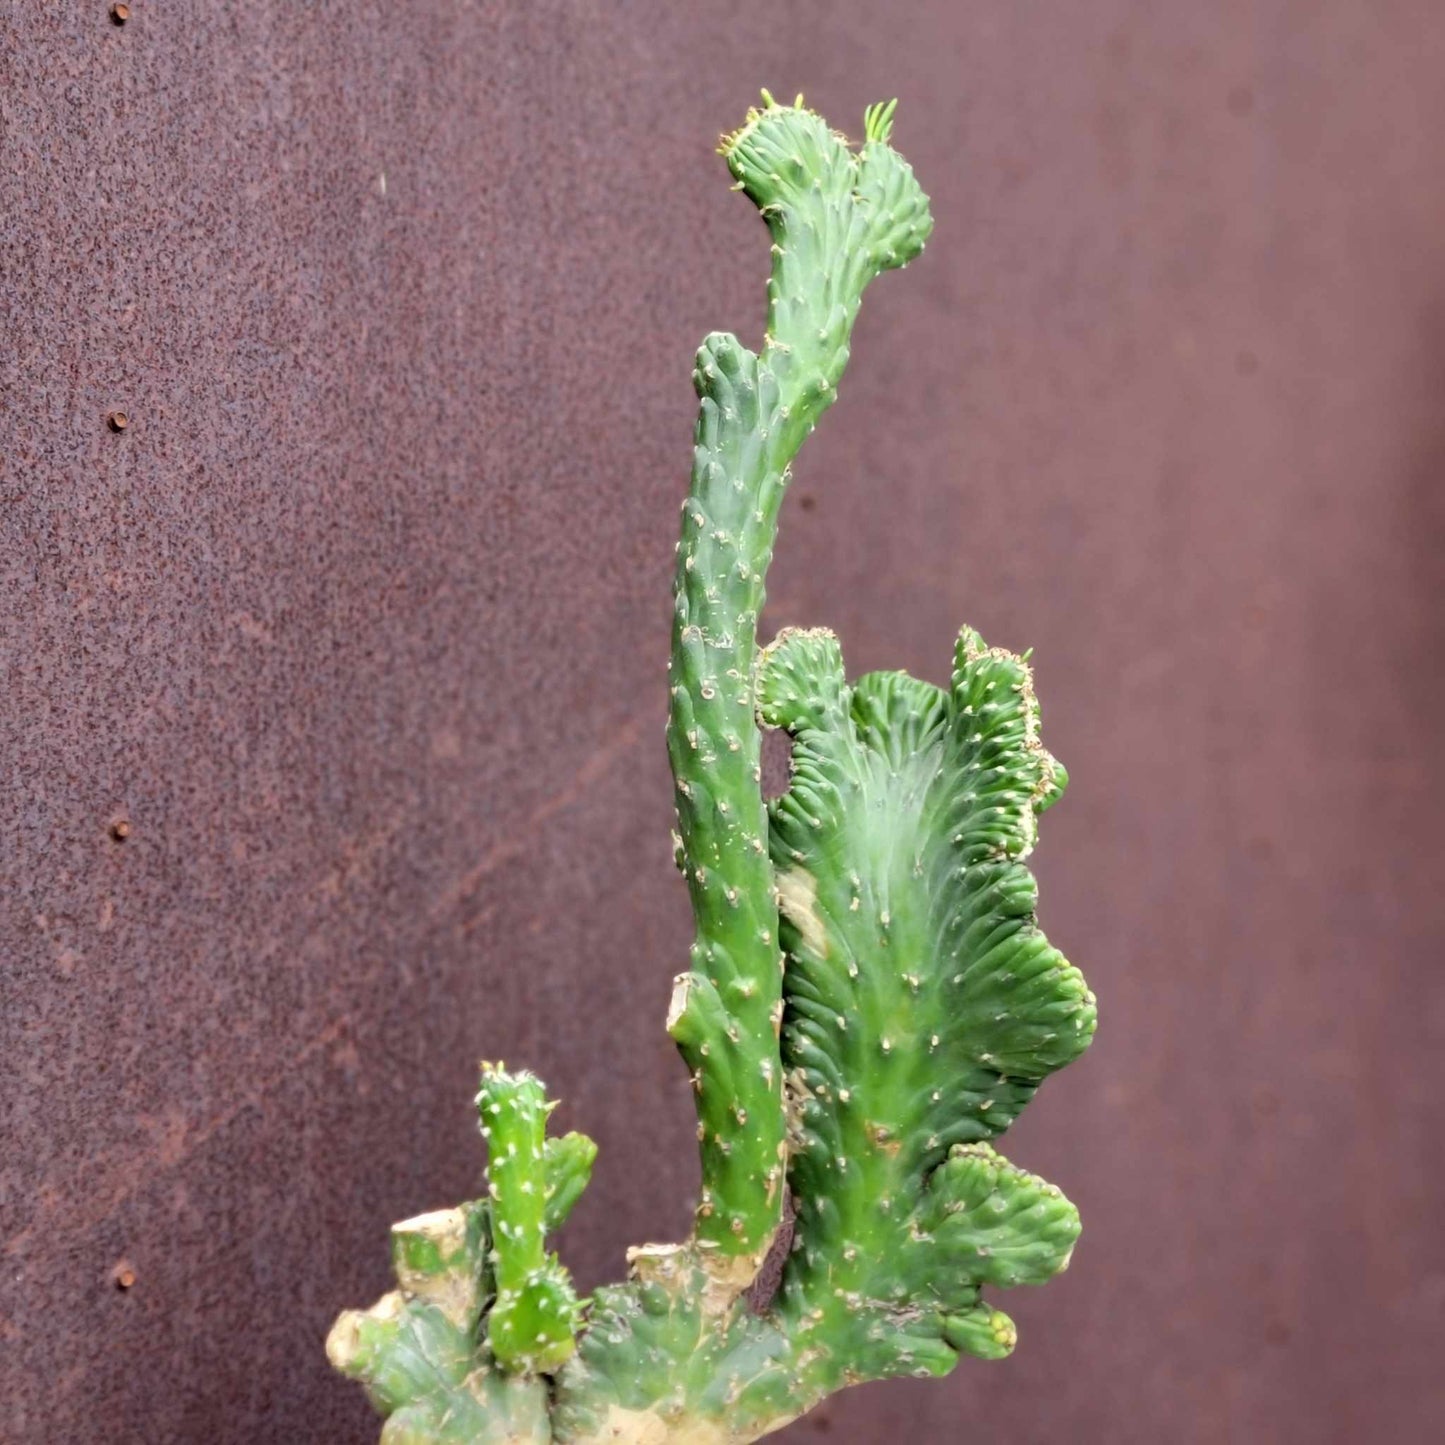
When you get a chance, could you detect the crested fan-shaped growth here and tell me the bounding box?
[328,93,1096,1445]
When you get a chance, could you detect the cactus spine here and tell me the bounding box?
[329,94,1096,1445]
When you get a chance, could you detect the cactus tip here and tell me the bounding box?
[863,97,900,143]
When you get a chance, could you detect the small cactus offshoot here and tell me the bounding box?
[328,93,1097,1444]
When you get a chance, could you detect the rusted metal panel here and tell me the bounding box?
[3,2,1442,1441]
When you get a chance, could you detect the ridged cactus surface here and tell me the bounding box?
[329,94,1096,1445]
[758,625,1094,1377]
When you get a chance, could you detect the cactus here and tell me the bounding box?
[475,1065,587,1375]
[329,93,1097,1444]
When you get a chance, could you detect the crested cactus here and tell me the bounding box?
[329,93,1097,1444]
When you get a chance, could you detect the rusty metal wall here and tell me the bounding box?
[4,2,1443,1441]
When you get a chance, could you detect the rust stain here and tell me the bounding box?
[430,710,647,920]
[3,1017,352,1255]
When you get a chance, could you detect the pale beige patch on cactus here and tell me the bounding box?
[774,868,827,961]
[391,1208,483,1328]
[627,1239,768,1319]
[325,1294,400,1375]
[574,1405,792,1445]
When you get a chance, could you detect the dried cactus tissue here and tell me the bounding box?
[327,94,1097,1445]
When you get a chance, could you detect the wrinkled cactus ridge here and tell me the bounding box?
[329,94,1096,1445]
[757,625,1093,1377]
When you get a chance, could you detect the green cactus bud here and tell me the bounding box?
[941,1304,1019,1361]
[919,1143,1081,1294]
[542,1131,598,1234]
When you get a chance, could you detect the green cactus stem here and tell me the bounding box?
[329,93,1096,1445]
[666,90,931,1279]
[476,1065,586,1375]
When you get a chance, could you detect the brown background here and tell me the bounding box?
[3,2,1442,1442]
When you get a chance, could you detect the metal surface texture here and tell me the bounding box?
[3,2,1442,1441]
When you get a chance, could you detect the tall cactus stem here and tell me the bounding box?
[666,94,932,1271]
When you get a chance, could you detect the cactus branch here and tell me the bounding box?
[476,1065,585,1375]
[667,96,932,1273]
[329,94,1096,1445]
